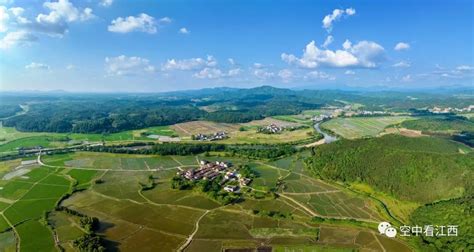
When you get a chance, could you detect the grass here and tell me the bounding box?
[16,220,56,252]
[67,169,98,186]
[272,114,312,125]
[321,116,412,139]
[0,125,178,153]
[222,127,314,144]
[48,211,85,249]
[0,136,67,152]
[349,182,420,223]
[0,231,16,252]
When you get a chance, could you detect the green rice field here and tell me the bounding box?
[321,116,412,139]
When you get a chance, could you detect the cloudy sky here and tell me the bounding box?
[0,0,473,92]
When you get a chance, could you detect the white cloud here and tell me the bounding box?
[227,68,241,76]
[393,61,410,68]
[193,68,222,79]
[282,40,384,69]
[37,0,94,23]
[305,71,335,80]
[394,42,410,51]
[100,0,113,7]
[401,74,412,82]
[228,58,235,65]
[0,6,10,32]
[342,39,352,50]
[278,69,293,82]
[349,40,385,67]
[322,35,333,48]
[105,55,156,76]
[322,7,356,32]
[25,62,50,70]
[345,8,356,16]
[108,13,157,34]
[345,70,355,75]
[28,0,94,36]
[253,68,275,80]
[0,0,14,5]
[193,67,241,79]
[162,55,217,71]
[456,65,474,71]
[159,17,171,23]
[178,27,189,34]
[0,30,37,49]
[66,64,75,70]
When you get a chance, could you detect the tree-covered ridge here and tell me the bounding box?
[304,135,474,203]
[2,86,473,133]
[401,115,474,133]
[410,196,473,251]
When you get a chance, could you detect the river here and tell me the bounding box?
[314,122,338,144]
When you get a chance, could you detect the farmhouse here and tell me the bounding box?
[193,131,228,141]
[258,123,283,134]
[224,185,239,192]
[181,160,232,181]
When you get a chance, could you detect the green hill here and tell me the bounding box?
[305,135,473,203]
[410,196,473,251]
[401,116,474,133]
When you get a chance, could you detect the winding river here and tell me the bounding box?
[314,122,338,144]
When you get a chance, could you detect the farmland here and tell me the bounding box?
[171,119,315,144]
[0,125,178,153]
[321,116,412,139]
[0,151,413,251]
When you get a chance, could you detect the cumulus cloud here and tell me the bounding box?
[162,55,217,71]
[401,74,412,82]
[179,27,189,34]
[393,61,410,68]
[35,0,94,27]
[322,7,356,32]
[193,67,241,79]
[0,30,37,49]
[345,70,355,75]
[100,0,113,7]
[394,42,410,51]
[322,35,333,48]
[108,13,159,34]
[305,71,335,80]
[159,17,172,23]
[227,68,241,76]
[282,40,384,68]
[430,65,474,79]
[278,69,293,82]
[105,55,156,76]
[15,0,95,36]
[193,68,222,79]
[0,6,9,32]
[456,65,474,71]
[253,68,275,80]
[25,62,50,70]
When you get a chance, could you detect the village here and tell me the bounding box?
[177,160,252,193]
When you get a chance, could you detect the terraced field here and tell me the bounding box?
[321,116,412,139]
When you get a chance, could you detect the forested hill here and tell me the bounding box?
[1,86,473,133]
[305,135,474,203]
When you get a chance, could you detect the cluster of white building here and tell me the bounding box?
[429,105,474,114]
[194,131,228,141]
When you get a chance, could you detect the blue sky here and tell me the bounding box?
[0,0,472,92]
